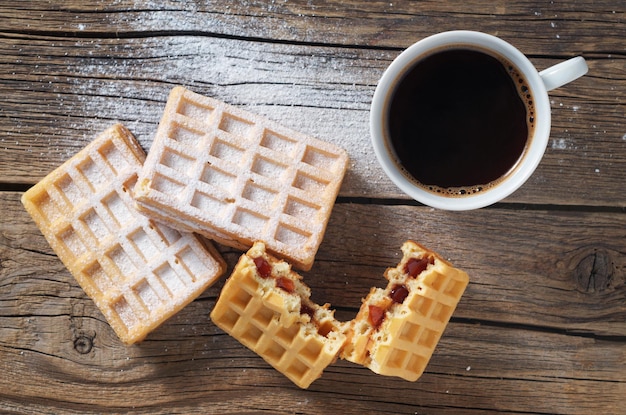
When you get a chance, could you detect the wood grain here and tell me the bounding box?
[1,1,625,414]
[1,4,625,206]
[1,1,624,52]
[2,192,625,414]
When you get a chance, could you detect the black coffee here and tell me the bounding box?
[387,48,534,196]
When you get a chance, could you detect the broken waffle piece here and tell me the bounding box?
[341,241,469,381]
[133,86,349,271]
[210,241,346,389]
[21,124,226,344]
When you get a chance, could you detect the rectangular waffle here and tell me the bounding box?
[133,86,349,271]
[21,124,226,344]
[210,241,346,388]
[341,240,469,381]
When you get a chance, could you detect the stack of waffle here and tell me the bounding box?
[22,86,468,388]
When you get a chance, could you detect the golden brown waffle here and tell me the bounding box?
[341,240,469,381]
[134,86,349,271]
[210,242,346,388]
[21,124,226,345]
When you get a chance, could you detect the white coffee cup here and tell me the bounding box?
[370,30,588,210]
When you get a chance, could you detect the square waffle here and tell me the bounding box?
[341,240,469,381]
[210,242,346,389]
[133,86,349,271]
[21,124,226,344]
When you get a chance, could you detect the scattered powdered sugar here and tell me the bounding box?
[551,138,568,150]
[63,28,385,194]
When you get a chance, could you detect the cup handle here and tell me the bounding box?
[539,56,588,91]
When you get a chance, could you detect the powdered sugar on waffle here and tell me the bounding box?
[21,124,226,344]
[134,87,349,270]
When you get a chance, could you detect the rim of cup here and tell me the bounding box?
[370,31,552,211]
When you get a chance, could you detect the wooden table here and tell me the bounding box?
[1,2,625,414]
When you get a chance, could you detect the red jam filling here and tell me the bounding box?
[405,256,434,278]
[275,276,295,293]
[368,305,385,329]
[253,256,272,278]
[366,254,434,332]
[389,284,409,304]
[300,303,315,319]
[252,256,296,293]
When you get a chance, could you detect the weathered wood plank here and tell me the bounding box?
[5,180,626,338]
[4,191,626,340]
[1,33,624,206]
[1,290,625,414]
[0,1,624,53]
[1,322,624,414]
[316,203,626,337]
[1,2,625,413]
[1,190,625,413]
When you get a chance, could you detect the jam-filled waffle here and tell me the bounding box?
[210,242,346,388]
[341,241,469,381]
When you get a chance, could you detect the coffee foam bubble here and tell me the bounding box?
[504,59,536,132]
[398,162,519,198]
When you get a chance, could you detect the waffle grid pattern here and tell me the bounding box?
[136,87,348,270]
[22,125,225,344]
[374,265,469,380]
[211,256,338,388]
